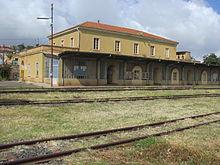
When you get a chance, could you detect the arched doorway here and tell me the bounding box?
[153,67,161,85]
[107,65,114,84]
[187,70,193,85]
[201,70,208,85]
[132,66,142,85]
[171,68,180,85]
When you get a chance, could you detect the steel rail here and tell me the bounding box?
[0,88,191,94]
[1,119,219,165]
[0,87,220,94]
[1,94,220,106]
[0,111,219,150]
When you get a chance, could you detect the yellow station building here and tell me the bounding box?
[19,21,220,86]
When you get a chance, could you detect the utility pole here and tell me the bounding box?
[37,3,54,87]
[2,46,5,65]
[50,3,54,87]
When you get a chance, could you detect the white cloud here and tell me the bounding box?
[0,0,220,60]
[122,0,220,60]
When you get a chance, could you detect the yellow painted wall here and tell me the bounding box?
[19,53,44,83]
[50,29,177,61]
[52,31,79,48]
[177,52,191,61]
[79,30,177,60]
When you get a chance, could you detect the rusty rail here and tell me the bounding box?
[1,94,220,106]
[0,111,219,150]
[1,119,219,165]
[1,87,220,94]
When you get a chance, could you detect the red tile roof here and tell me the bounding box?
[79,21,178,44]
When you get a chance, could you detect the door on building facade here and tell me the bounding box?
[153,68,161,85]
[212,72,218,82]
[201,70,208,85]
[132,66,142,85]
[53,58,59,85]
[107,66,113,84]
[187,70,193,85]
[171,68,180,85]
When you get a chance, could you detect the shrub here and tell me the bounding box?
[0,64,11,80]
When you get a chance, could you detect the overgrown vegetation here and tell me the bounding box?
[6,53,13,60]
[203,53,220,65]
[1,89,220,101]
[87,137,220,165]
[12,44,35,53]
[0,64,11,80]
[0,90,219,164]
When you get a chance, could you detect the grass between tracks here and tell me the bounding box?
[1,88,220,102]
[0,89,220,164]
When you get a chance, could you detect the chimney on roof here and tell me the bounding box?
[97,20,100,24]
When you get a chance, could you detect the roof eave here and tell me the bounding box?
[79,26,178,46]
[48,25,80,39]
[59,51,216,66]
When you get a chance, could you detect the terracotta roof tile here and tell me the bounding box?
[79,21,177,43]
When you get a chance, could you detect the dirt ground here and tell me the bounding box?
[0,81,46,88]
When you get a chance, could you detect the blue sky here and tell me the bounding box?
[0,0,220,60]
[206,0,220,13]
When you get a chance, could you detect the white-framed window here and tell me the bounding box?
[70,38,74,47]
[36,62,39,77]
[150,46,155,56]
[134,43,139,54]
[115,40,121,52]
[165,48,169,58]
[93,38,100,50]
[27,63,31,76]
[61,39,64,47]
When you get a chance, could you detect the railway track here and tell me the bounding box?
[1,93,220,106]
[0,111,219,165]
[0,87,220,94]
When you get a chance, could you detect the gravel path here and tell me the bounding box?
[0,81,43,88]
